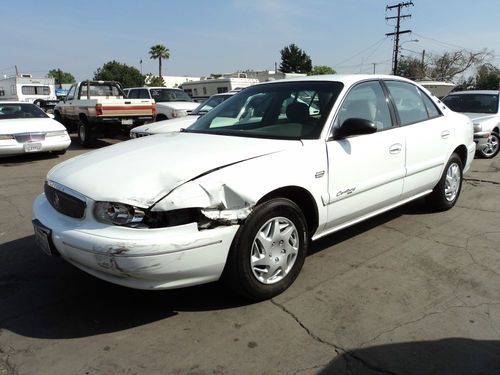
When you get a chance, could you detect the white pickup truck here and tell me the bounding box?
[54,81,156,147]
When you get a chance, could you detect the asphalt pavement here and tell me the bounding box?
[1,137,499,375]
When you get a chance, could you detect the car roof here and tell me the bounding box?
[446,90,500,96]
[127,87,183,90]
[253,74,421,88]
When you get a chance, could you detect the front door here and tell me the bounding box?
[324,80,405,231]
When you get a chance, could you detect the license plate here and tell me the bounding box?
[121,119,133,125]
[32,219,55,256]
[24,143,42,152]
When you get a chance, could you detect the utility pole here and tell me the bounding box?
[421,49,426,70]
[386,1,414,74]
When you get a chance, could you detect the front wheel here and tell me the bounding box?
[426,153,463,211]
[223,198,308,301]
[477,131,499,159]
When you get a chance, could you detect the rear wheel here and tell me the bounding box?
[223,198,308,300]
[426,153,463,211]
[78,120,96,148]
[477,131,499,159]
[155,114,168,122]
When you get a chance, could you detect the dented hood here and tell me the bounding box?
[47,132,301,207]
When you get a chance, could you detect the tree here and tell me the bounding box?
[93,60,145,88]
[475,63,500,90]
[149,44,170,78]
[47,69,75,87]
[395,57,426,80]
[279,44,312,74]
[454,76,475,91]
[428,49,490,81]
[145,74,166,87]
[309,65,336,75]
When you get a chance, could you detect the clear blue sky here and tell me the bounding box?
[1,0,499,81]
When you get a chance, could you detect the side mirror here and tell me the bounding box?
[47,113,55,119]
[333,118,377,140]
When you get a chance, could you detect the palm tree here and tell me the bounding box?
[149,44,170,78]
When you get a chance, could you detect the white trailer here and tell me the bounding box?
[0,75,57,107]
[180,77,258,101]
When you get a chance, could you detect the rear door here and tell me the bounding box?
[324,80,406,230]
[383,80,452,198]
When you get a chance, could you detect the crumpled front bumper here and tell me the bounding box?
[32,193,239,290]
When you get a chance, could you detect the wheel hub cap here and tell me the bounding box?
[444,162,460,202]
[250,217,299,285]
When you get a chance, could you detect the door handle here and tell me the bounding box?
[389,143,402,154]
[441,130,451,139]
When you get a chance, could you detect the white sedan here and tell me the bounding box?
[32,75,475,300]
[442,90,499,158]
[0,102,71,157]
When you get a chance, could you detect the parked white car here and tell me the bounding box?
[126,87,199,121]
[130,92,235,138]
[442,90,499,158]
[0,102,71,157]
[32,75,475,300]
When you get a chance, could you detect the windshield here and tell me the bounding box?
[0,103,48,120]
[186,81,343,140]
[150,89,192,102]
[192,94,232,115]
[443,93,499,114]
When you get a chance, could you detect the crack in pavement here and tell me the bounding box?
[359,302,500,348]
[271,300,399,375]
[463,177,500,186]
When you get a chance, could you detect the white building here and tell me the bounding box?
[145,75,201,88]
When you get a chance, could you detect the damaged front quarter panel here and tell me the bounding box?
[152,180,255,227]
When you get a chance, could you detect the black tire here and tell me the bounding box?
[426,153,463,211]
[78,120,96,148]
[155,114,168,122]
[476,131,499,159]
[223,198,308,301]
[54,111,63,123]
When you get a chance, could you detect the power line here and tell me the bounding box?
[333,38,387,67]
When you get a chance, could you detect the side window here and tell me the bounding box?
[138,89,150,99]
[336,81,392,131]
[419,89,442,119]
[385,81,429,125]
[66,85,76,100]
[127,89,139,99]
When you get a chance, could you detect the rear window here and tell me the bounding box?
[0,103,48,119]
[443,94,499,114]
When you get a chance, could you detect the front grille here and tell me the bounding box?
[44,183,86,219]
[15,133,45,143]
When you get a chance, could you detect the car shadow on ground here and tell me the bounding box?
[0,198,433,340]
[0,152,62,165]
[320,338,500,375]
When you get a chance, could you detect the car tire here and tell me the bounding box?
[78,120,96,148]
[477,131,499,159]
[223,198,308,301]
[426,153,463,211]
[155,114,167,122]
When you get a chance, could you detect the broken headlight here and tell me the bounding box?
[94,202,203,229]
[94,202,145,226]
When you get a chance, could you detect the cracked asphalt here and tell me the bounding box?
[1,138,499,375]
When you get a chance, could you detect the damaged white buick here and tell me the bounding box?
[32,75,476,300]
